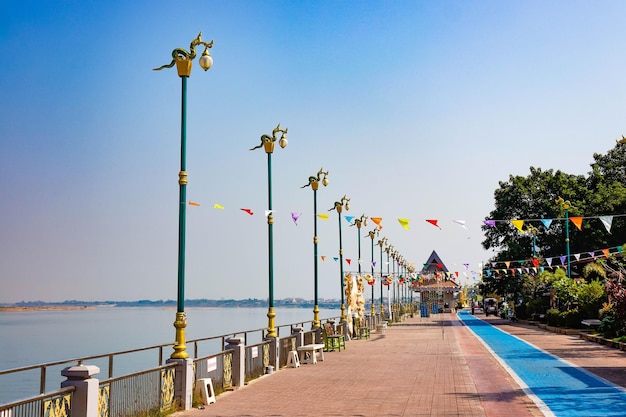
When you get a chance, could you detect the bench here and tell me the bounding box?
[581,319,601,328]
[297,343,325,364]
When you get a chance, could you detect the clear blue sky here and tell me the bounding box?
[1,1,625,303]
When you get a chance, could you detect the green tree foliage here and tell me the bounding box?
[482,141,626,277]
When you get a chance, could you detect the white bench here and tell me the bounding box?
[581,319,601,328]
[296,343,325,364]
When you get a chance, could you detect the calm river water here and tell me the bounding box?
[0,306,339,404]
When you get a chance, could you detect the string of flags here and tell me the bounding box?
[187,200,625,235]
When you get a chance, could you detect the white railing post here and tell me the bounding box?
[225,337,245,388]
[166,358,193,410]
[60,364,100,417]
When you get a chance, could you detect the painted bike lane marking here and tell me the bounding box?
[458,310,626,417]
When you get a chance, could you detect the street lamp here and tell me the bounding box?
[154,32,214,359]
[301,168,329,329]
[377,237,387,316]
[385,244,393,318]
[329,195,350,322]
[367,228,379,318]
[352,214,368,276]
[250,124,289,338]
[556,197,571,278]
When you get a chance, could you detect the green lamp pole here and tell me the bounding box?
[378,237,387,317]
[556,197,571,278]
[154,32,214,359]
[250,124,289,338]
[330,195,350,322]
[353,215,368,276]
[301,168,329,329]
[385,244,393,319]
[367,228,379,318]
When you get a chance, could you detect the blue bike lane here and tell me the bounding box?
[458,310,626,416]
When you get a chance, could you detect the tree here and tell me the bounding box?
[482,141,626,277]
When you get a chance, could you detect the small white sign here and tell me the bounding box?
[252,346,259,358]
[206,357,217,372]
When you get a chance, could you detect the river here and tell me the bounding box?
[0,306,340,404]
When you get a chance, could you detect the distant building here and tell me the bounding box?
[413,250,461,314]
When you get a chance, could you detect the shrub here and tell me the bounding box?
[560,309,582,328]
[546,309,560,326]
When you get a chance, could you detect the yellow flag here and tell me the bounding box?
[511,219,524,232]
[213,204,224,209]
[397,218,410,230]
[317,213,330,220]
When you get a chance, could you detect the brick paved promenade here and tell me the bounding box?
[173,312,626,417]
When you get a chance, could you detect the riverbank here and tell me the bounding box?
[0,306,96,312]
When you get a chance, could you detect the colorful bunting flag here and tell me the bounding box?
[511,219,524,233]
[483,220,496,227]
[398,218,410,230]
[264,210,273,217]
[317,213,330,220]
[453,220,466,229]
[291,212,301,225]
[541,219,553,229]
[189,201,201,207]
[370,217,383,229]
[570,217,583,231]
[344,216,355,224]
[240,208,253,215]
[321,256,326,262]
[600,216,613,233]
[346,259,352,265]
[213,204,224,209]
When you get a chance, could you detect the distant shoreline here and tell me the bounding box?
[0,306,96,312]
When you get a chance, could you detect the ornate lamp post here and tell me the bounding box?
[378,237,387,316]
[154,32,214,359]
[385,244,393,318]
[528,226,538,257]
[329,195,350,322]
[367,228,379,317]
[301,168,329,329]
[250,124,289,338]
[556,197,571,278]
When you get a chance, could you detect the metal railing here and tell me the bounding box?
[0,386,75,417]
[1,314,343,414]
[193,350,233,394]
[98,363,177,417]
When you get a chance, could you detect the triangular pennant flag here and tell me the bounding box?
[600,216,613,233]
[291,212,301,225]
[346,259,352,265]
[372,261,377,268]
[213,204,224,209]
[559,256,566,265]
[453,220,467,229]
[317,213,330,220]
[531,259,539,267]
[511,220,524,232]
[574,253,581,261]
[546,258,553,266]
[240,208,254,215]
[602,248,610,258]
[570,217,583,231]
[333,257,339,262]
[344,216,355,224]
[321,256,326,262]
[505,261,511,268]
[398,218,411,230]
[189,201,201,207]
[371,217,383,229]
[483,220,496,227]
[264,210,272,217]
[541,218,553,229]
[426,219,441,229]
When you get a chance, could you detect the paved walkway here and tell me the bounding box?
[173,312,626,417]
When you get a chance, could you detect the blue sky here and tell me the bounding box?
[1,1,625,303]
